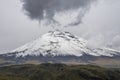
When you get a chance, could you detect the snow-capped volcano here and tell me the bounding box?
[0,30,120,65]
[10,30,88,57]
[8,30,120,57]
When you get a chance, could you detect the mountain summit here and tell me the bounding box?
[11,30,88,57]
[0,30,120,65]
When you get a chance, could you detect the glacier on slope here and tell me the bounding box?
[8,30,120,57]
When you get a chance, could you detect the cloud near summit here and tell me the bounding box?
[21,0,96,27]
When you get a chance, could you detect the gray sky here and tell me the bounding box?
[0,0,120,53]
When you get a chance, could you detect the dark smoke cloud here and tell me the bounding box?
[21,0,96,26]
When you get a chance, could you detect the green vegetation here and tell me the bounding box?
[0,63,120,80]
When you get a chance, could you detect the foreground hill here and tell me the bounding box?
[0,63,120,80]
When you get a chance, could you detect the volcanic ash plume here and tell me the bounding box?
[21,0,96,27]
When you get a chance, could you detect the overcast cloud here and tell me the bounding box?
[0,0,120,53]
